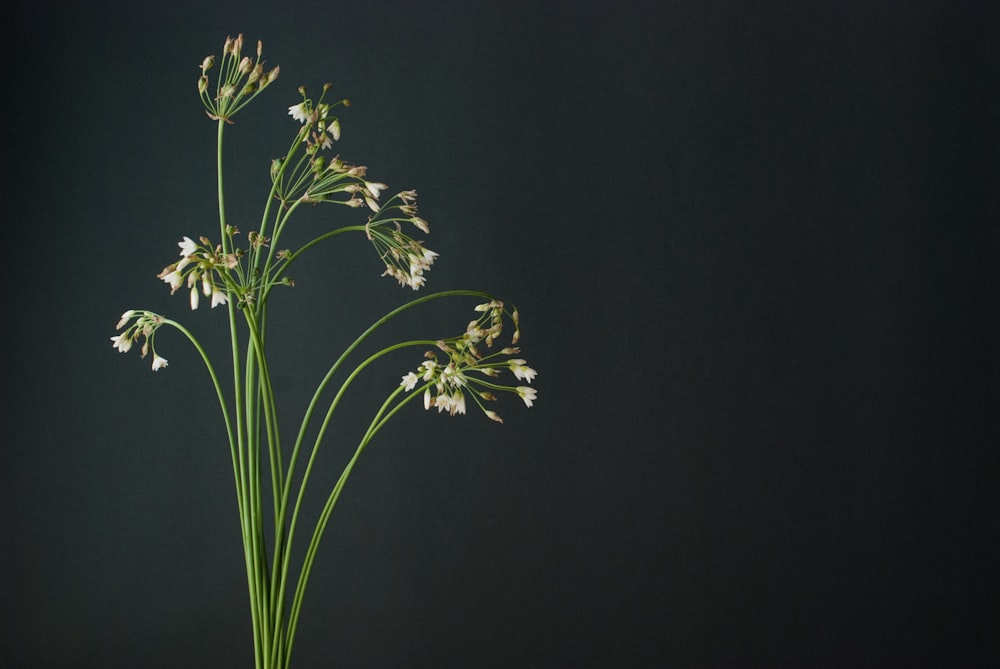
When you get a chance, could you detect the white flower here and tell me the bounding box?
[117,310,137,330]
[434,391,466,416]
[407,273,426,290]
[365,181,388,199]
[161,269,183,293]
[453,390,467,415]
[400,372,419,392]
[151,354,169,371]
[509,360,537,383]
[484,410,503,424]
[211,286,228,308]
[423,387,432,410]
[110,334,133,353]
[178,236,198,257]
[288,102,308,123]
[330,118,341,141]
[516,386,537,408]
[190,285,200,310]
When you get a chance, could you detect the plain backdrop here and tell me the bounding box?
[3,1,998,667]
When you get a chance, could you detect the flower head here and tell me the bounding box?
[199,34,279,123]
[398,303,537,422]
[111,310,172,373]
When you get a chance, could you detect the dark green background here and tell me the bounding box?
[4,1,998,666]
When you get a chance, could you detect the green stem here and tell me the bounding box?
[271,290,490,607]
[285,384,421,667]
[217,117,264,669]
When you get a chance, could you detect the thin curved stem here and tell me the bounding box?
[284,384,421,667]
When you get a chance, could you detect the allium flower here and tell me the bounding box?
[151,354,169,372]
[288,103,308,123]
[398,303,537,422]
[178,236,199,257]
[365,181,388,199]
[400,372,419,392]
[516,386,537,407]
[116,310,137,330]
[509,359,537,383]
[211,286,228,309]
[110,334,133,353]
[160,269,184,293]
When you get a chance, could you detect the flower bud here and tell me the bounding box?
[247,63,262,85]
[201,55,215,72]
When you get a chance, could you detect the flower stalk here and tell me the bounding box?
[110,35,537,669]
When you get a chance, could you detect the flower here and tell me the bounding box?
[151,354,169,371]
[516,386,537,407]
[116,310,137,330]
[400,372,419,392]
[178,236,199,257]
[365,181,388,199]
[509,359,537,383]
[160,269,184,293]
[110,334,133,353]
[288,103,308,123]
[211,286,228,308]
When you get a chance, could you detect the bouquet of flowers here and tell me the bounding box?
[110,34,537,668]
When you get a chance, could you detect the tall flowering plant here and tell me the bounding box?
[110,35,537,668]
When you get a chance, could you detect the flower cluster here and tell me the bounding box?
[399,300,537,422]
[367,190,437,290]
[157,236,234,310]
[287,84,349,154]
[110,310,170,371]
[199,34,280,123]
[272,87,389,212]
